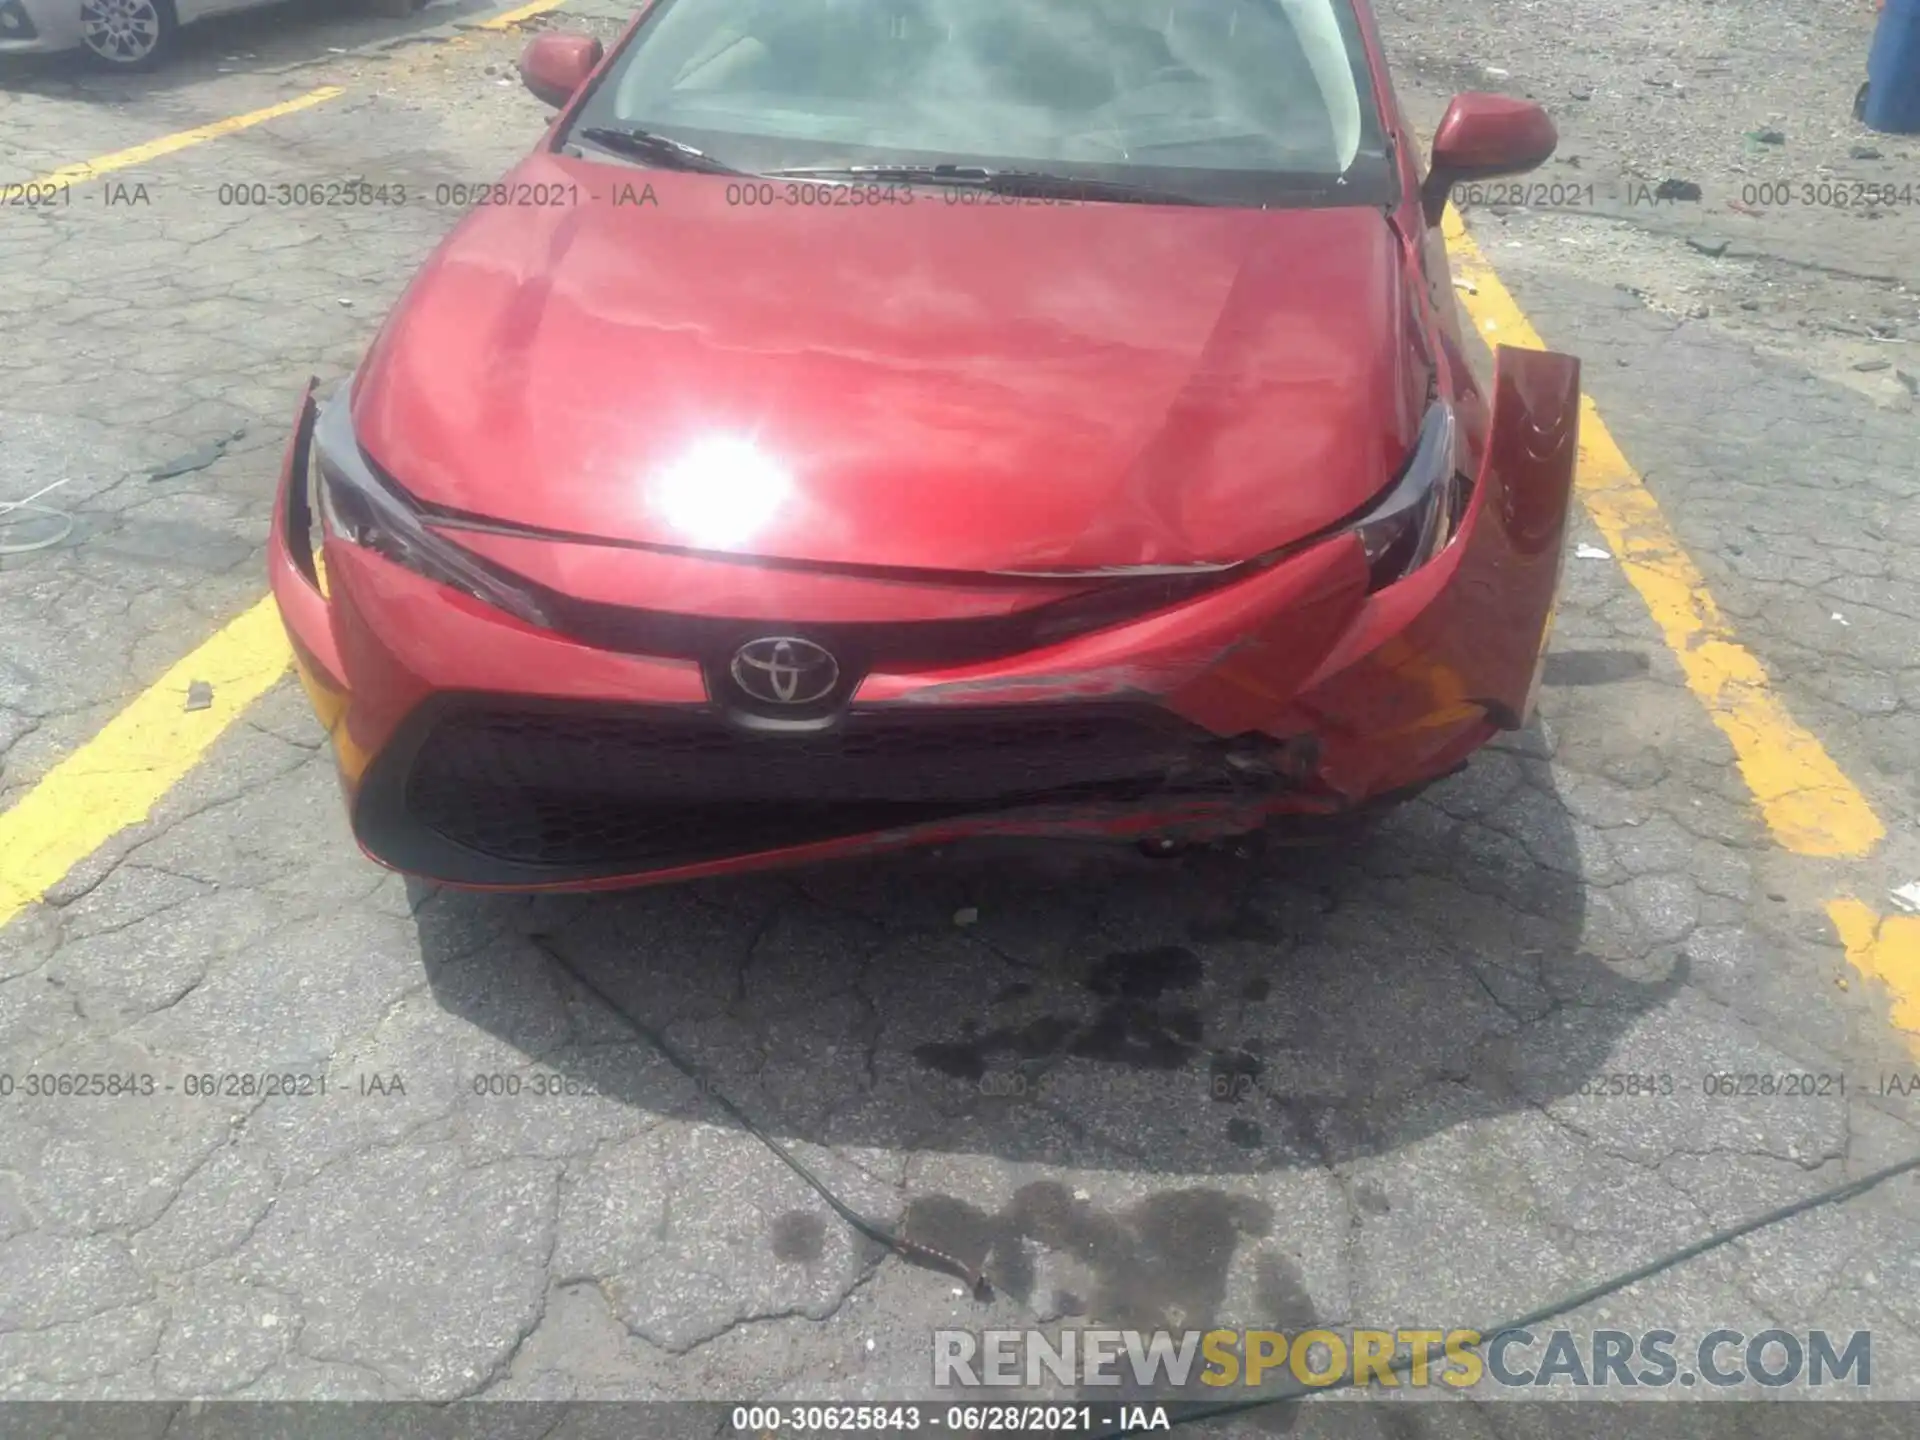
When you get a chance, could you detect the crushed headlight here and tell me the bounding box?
[1349,401,1468,593]
[308,386,553,630]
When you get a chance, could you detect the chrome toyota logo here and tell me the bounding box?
[730,636,840,706]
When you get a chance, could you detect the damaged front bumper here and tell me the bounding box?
[266,347,1581,891]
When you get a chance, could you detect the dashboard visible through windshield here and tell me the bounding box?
[561,0,1394,206]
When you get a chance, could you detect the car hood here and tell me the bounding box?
[353,154,1425,574]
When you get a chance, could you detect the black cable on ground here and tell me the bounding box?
[1095,1147,1920,1436]
[530,933,1915,1435]
[528,933,994,1299]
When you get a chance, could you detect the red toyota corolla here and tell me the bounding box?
[268,0,1581,890]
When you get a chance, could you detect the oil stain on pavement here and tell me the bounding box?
[901,1181,1280,1333]
[912,945,1217,1082]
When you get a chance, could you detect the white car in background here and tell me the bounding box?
[0,0,424,69]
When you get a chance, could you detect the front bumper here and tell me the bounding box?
[268,348,1580,890]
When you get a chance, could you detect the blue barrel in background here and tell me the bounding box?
[1865,0,1920,133]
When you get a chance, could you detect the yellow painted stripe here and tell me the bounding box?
[1442,207,1885,860]
[20,88,345,191]
[1828,898,1920,1055]
[0,599,290,929]
[480,0,571,29]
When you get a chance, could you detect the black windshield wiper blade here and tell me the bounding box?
[571,125,747,175]
[762,163,1212,206]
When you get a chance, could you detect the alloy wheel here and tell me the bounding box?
[81,0,165,65]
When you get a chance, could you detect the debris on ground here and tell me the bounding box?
[1688,237,1731,258]
[1892,883,1920,916]
[149,426,247,481]
[184,681,214,712]
[1655,178,1703,202]
[1576,543,1612,559]
[953,907,979,927]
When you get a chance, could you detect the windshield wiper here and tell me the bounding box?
[569,125,748,176]
[761,163,1213,206]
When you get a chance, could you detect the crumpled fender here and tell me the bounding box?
[1262,343,1582,798]
[1455,342,1582,723]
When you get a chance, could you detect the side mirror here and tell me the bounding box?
[519,32,604,109]
[1420,93,1558,226]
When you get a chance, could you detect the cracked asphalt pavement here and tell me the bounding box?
[3,0,1920,1426]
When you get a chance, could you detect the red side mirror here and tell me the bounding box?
[1421,94,1558,225]
[519,32,604,109]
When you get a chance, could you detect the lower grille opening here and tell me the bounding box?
[398,701,1234,872]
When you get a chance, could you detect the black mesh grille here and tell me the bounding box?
[400,702,1215,870]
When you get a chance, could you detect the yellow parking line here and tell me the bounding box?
[1442,207,1885,861]
[1443,205,1911,1054]
[1,16,564,929]
[1828,899,1920,1053]
[3,83,352,927]
[480,0,572,29]
[0,599,289,931]
[21,87,345,191]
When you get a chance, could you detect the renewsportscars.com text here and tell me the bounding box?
[933,1327,1871,1391]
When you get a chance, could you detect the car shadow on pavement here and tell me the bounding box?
[389,729,1704,1393]
[403,732,1680,1357]
[0,0,497,99]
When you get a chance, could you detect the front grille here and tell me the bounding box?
[400,702,1217,871]
[534,570,1225,670]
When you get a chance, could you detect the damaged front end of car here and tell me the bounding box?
[267,346,1578,890]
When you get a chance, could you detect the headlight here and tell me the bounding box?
[309,386,553,629]
[1350,401,1468,593]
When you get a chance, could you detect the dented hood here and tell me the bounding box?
[353,153,1425,574]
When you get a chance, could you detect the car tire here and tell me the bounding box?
[79,0,177,70]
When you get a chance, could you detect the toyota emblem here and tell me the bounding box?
[730,636,840,706]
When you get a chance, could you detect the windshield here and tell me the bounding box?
[562,0,1392,205]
